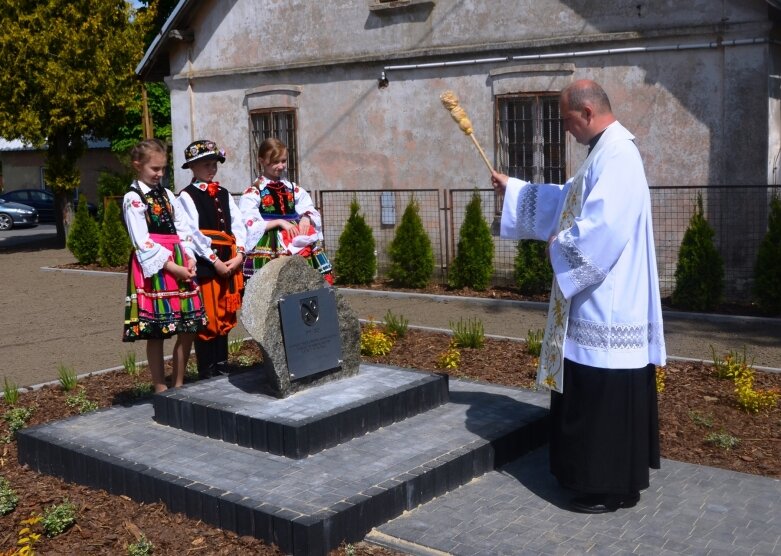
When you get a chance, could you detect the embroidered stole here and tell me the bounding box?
[537,138,607,393]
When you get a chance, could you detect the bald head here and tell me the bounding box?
[562,80,613,115]
[559,80,616,145]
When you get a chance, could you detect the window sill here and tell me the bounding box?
[369,0,434,12]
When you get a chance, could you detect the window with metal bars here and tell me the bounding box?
[249,109,299,183]
[495,94,566,183]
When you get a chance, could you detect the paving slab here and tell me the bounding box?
[369,447,781,556]
[18,369,549,555]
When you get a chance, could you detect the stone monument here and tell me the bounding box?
[241,256,361,397]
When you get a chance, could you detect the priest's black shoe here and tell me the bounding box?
[569,492,640,514]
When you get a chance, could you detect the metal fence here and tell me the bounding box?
[314,186,781,302]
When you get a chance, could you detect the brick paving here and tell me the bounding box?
[371,447,781,555]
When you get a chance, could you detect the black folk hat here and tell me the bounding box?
[182,140,226,169]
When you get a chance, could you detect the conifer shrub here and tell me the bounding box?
[514,240,553,295]
[448,191,494,291]
[333,198,377,285]
[671,193,724,311]
[66,194,99,264]
[99,200,132,267]
[387,199,434,288]
[753,194,781,314]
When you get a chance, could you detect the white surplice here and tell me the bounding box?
[499,121,666,387]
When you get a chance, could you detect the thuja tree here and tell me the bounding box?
[449,191,494,291]
[753,194,781,314]
[514,240,553,295]
[671,193,724,311]
[99,200,132,267]
[334,198,377,285]
[66,195,99,264]
[387,199,434,288]
[0,1,154,243]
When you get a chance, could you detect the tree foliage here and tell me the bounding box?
[66,195,99,264]
[0,0,155,241]
[387,199,434,288]
[334,199,377,285]
[448,191,494,290]
[672,193,724,311]
[753,194,781,314]
[99,200,132,268]
[514,240,553,295]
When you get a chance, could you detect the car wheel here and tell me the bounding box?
[0,213,13,231]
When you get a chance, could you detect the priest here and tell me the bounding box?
[491,79,666,513]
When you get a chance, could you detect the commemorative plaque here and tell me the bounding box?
[278,287,342,380]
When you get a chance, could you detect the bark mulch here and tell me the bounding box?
[1,329,779,554]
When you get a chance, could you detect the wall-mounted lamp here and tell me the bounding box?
[378,71,389,89]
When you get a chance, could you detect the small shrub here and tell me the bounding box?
[128,534,155,556]
[0,476,19,515]
[13,515,42,555]
[688,410,714,428]
[234,354,257,367]
[2,377,19,405]
[450,317,485,349]
[525,329,543,357]
[131,382,154,399]
[360,322,394,356]
[753,194,781,314]
[41,500,77,537]
[387,199,434,288]
[436,345,461,370]
[655,367,666,394]
[65,388,99,414]
[228,335,244,357]
[185,360,199,380]
[99,200,132,267]
[2,406,34,440]
[514,240,553,295]
[382,310,408,338]
[448,191,494,291]
[122,352,138,377]
[334,198,377,285]
[66,194,100,264]
[711,346,752,380]
[705,431,739,450]
[733,364,779,413]
[57,364,78,392]
[671,193,724,311]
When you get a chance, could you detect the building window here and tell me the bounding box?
[496,94,565,183]
[250,109,298,183]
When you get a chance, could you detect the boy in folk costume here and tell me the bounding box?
[239,138,333,284]
[178,140,247,378]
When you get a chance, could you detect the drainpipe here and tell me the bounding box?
[187,47,195,141]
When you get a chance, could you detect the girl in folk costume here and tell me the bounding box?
[177,140,247,379]
[239,138,333,284]
[123,139,207,393]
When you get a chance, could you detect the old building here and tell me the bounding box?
[137,0,781,296]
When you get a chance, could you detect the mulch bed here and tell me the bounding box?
[2,330,780,554]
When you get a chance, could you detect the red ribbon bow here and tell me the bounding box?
[206,182,220,198]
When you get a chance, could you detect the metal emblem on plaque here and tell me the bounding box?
[278,287,342,380]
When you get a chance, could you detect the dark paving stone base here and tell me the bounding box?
[153,365,450,458]
[17,365,549,555]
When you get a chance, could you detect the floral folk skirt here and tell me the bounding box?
[123,234,207,342]
[243,229,333,284]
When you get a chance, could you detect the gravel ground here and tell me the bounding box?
[3,242,781,389]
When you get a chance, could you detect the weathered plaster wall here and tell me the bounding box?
[166,0,768,78]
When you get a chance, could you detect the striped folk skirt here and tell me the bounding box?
[123,233,207,342]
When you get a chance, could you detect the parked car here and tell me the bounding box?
[0,198,39,230]
[0,189,97,222]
